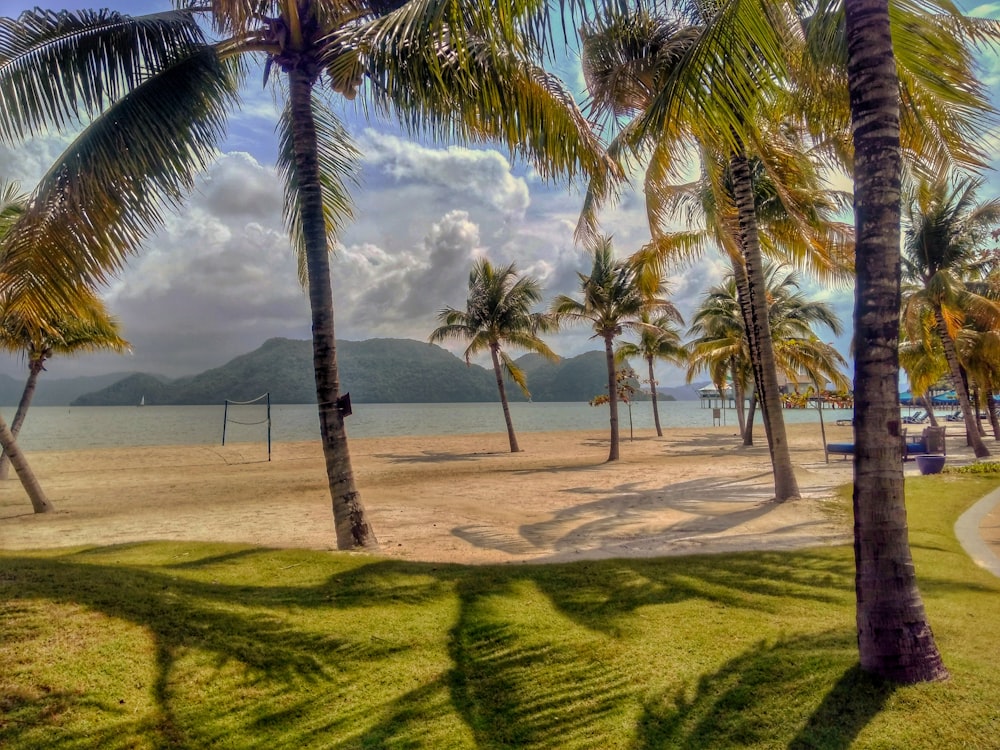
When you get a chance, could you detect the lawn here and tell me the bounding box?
[1,475,998,749]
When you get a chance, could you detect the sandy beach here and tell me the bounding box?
[0,420,990,564]
[0,421,852,562]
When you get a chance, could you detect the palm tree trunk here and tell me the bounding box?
[846,0,947,683]
[973,388,987,437]
[934,309,989,457]
[647,356,662,437]
[732,360,746,436]
[0,356,45,481]
[288,68,377,550]
[0,411,53,513]
[729,150,799,500]
[987,388,1000,440]
[605,334,619,461]
[490,345,520,452]
[744,391,757,446]
[922,394,939,428]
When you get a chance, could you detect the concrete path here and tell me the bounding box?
[955,486,1000,578]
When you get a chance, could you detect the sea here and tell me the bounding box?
[7,401,861,452]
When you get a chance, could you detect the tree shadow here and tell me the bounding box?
[450,472,826,561]
[0,543,869,749]
[633,632,890,749]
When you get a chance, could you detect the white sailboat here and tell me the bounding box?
[138,395,145,407]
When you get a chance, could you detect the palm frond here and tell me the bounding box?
[0,46,238,315]
[0,7,208,142]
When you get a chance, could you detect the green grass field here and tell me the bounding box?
[2,475,998,749]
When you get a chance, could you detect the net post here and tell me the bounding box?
[267,393,272,462]
[222,400,229,445]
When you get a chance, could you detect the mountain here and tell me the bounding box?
[71,338,647,406]
[0,371,142,407]
[513,351,645,402]
[656,383,705,402]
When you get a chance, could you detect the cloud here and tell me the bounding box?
[357,129,530,219]
[0,127,654,379]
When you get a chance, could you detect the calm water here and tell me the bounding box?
[8,401,857,452]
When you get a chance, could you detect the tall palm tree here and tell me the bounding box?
[841,0,949,683]
[688,264,848,442]
[577,7,854,502]
[0,3,609,548]
[614,312,686,437]
[0,291,129,480]
[551,236,678,461]
[576,0,993,682]
[429,258,556,453]
[900,172,1000,458]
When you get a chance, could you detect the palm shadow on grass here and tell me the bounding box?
[1,543,886,749]
[634,633,894,750]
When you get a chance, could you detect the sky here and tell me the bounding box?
[0,0,997,390]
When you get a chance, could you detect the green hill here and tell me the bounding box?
[71,338,644,406]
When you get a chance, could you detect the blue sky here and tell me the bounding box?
[1,0,996,390]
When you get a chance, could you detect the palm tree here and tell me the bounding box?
[688,264,848,442]
[614,312,686,437]
[0,180,54,513]
[429,259,556,453]
[577,7,855,502]
[551,236,679,461]
[576,0,993,682]
[957,327,1000,440]
[900,172,1000,458]
[0,291,129,480]
[0,3,609,549]
[841,0,949,683]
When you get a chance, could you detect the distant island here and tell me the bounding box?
[0,337,702,406]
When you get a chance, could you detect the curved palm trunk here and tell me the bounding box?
[922,394,939,428]
[729,151,799,500]
[490,345,521,452]
[0,356,45,481]
[605,334,620,461]
[288,69,377,550]
[0,411,53,513]
[647,356,662,437]
[934,309,989,457]
[846,0,946,683]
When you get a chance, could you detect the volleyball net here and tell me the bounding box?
[221,393,271,461]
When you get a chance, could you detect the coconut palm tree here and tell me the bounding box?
[900,172,1000,458]
[0,180,55,513]
[0,3,610,548]
[688,264,848,442]
[429,259,556,453]
[577,7,855,502]
[577,0,993,682]
[0,291,129,480]
[614,312,686,437]
[551,236,679,461]
[841,0,949,684]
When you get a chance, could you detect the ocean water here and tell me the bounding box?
[8,401,858,452]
